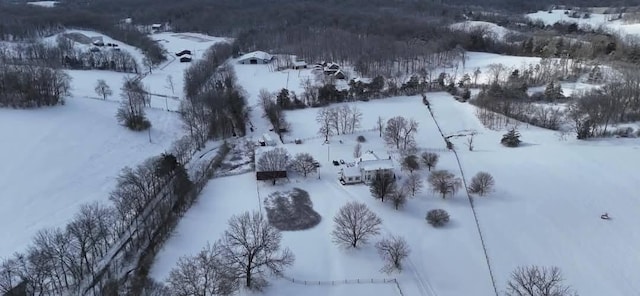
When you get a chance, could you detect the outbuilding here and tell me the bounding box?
[237,51,273,64]
[179,55,192,63]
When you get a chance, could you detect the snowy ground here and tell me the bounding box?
[527,9,640,37]
[0,30,231,260]
[450,21,514,40]
[152,76,640,296]
[26,1,59,7]
[0,97,181,259]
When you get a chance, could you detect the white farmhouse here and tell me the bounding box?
[237,51,274,64]
[339,151,394,185]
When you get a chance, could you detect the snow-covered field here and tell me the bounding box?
[0,30,230,260]
[450,21,514,40]
[151,56,640,296]
[0,97,181,259]
[26,1,59,7]
[527,9,640,37]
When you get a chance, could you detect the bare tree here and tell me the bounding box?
[165,75,175,95]
[377,116,385,137]
[375,236,410,274]
[217,211,294,290]
[94,79,112,100]
[428,170,462,199]
[369,171,397,202]
[468,172,495,196]
[384,116,417,150]
[353,143,362,158]
[466,133,476,151]
[506,266,578,296]
[402,155,420,173]
[257,147,289,173]
[289,153,317,177]
[167,243,236,296]
[143,56,153,74]
[390,185,409,210]
[404,173,423,196]
[421,152,439,171]
[332,202,382,248]
[117,78,151,131]
[316,107,335,142]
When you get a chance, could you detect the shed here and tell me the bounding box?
[237,51,273,64]
[256,171,287,181]
[292,60,308,70]
[332,70,347,80]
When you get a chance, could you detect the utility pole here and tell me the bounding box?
[148,128,152,143]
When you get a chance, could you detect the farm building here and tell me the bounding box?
[331,70,347,80]
[338,151,394,185]
[255,147,288,184]
[237,51,273,64]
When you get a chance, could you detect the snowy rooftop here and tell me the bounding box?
[359,159,393,171]
[292,60,307,67]
[340,166,361,177]
[238,51,273,61]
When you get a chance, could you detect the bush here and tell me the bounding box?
[357,135,366,142]
[264,188,321,231]
[426,209,450,227]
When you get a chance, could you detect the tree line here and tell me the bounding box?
[0,136,211,295]
[181,42,248,147]
[0,63,70,108]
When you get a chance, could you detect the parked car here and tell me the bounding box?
[313,161,321,168]
[332,160,340,166]
[339,159,345,164]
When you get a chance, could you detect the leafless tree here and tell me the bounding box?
[257,148,289,172]
[488,63,506,84]
[466,133,476,151]
[468,172,495,196]
[402,155,420,173]
[421,152,439,171]
[384,116,417,151]
[369,171,397,202]
[428,170,462,199]
[332,202,382,248]
[375,236,410,273]
[167,243,236,296]
[94,79,112,100]
[143,56,153,74]
[217,211,294,290]
[377,116,385,137]
[289,153,317,177]
[316,107,335,142]
[117,77,151,131]
[353,143,362,158]
[165,75,175,95]
[506,266,578,296]
[390,185,409,210]
[404,173,423,196]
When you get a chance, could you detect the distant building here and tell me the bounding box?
[179,55,192,63]
[258,133,277,146]
[237,51,273,64]
[331,70,347,80]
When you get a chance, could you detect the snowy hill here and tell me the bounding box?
[527,9,640,37]
[450,21,513,40]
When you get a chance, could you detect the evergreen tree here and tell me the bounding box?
[276,88,291,109]
[544,82,556,101]
[501,128,522,147]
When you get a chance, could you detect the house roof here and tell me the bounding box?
[359,159,394,171]
[238,51,273,61]
[341,166,361,177]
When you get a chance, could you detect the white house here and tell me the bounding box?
[339,151,394,185]
[237,51,274,64]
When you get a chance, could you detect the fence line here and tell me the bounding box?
[424,104,500,296]
[280,275,402,292]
